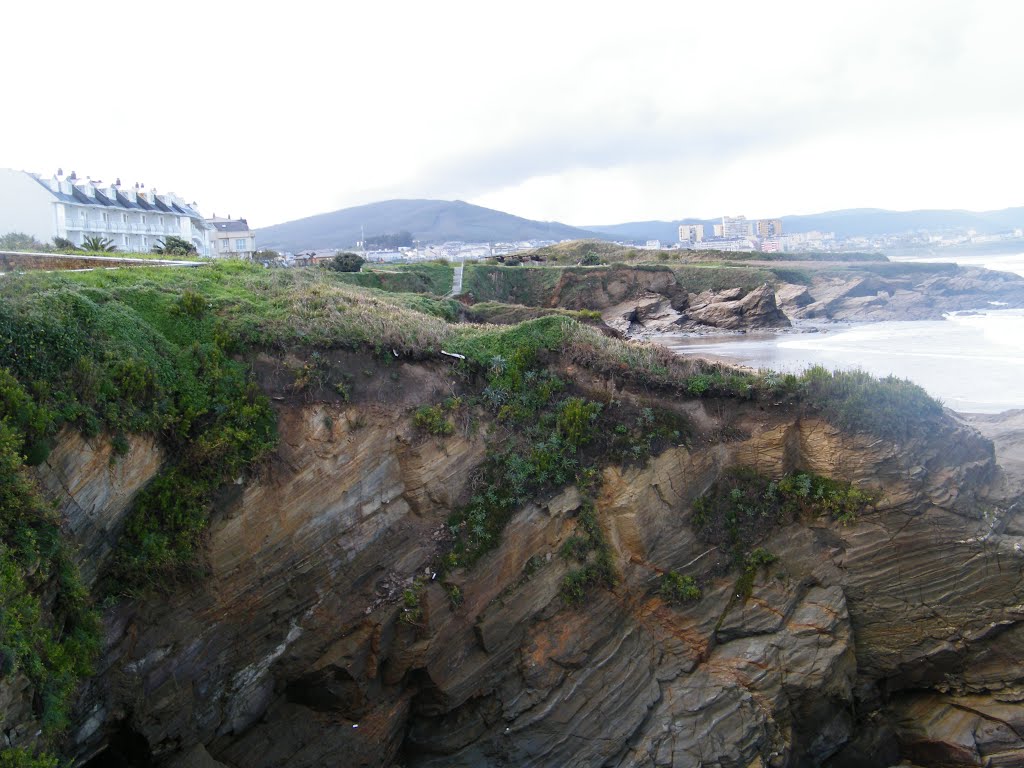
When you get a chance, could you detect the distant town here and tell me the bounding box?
[337,214,1024,266]
[2,167,1023,266]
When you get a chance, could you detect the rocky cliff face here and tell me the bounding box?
[601,266,1024,338]
[603,285,791,336]
[779,267,1024,322]
[6,355,1024,767]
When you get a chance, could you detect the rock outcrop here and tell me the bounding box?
[602,292,687,336]
[786,267,1024,322]
[4,355,1024,767]
[33,430,164,587]
[683,283,791,331]
[603,284,791,337]
[474,262,1024,336]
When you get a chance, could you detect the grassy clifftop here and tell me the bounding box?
[462,262,789,306]
[0,260,947,759]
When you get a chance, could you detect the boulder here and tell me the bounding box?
[601,292,685,336]
[682,284,791,330]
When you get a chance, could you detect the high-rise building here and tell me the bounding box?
[721,216,753,238]
[757,219,783,237]
[678,224,704,243]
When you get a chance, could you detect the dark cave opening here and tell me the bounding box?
[81,722,154,768]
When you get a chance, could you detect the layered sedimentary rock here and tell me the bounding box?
[602,284,790,336]
[5,356,1024,767]
[782,267,1024,322]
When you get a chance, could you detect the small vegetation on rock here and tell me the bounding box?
[559,500,617,605]
[0,415,100,736]
[693,467,875,600]
[0,748,59,768]
[660,572,701,604]
[736,548,779,599]
[444,583,463,608]
[413,404,454,436]
[401,578,425,624]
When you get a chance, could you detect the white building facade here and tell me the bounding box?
[0,168,212,255]
[678,224,705,244]
[207,216,256,259]
[721,215,754,238]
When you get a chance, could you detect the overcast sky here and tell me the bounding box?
[2,1,1022,227]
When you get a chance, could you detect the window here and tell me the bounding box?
[235,238,247,250]
[122,213,128,223]
[220,239,228,250]
[141,215,147,225]
[123,235,129,246]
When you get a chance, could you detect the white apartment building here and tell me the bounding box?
[207,216,256,259]
[720,215,754,238]
[678,224,705,243]
[0,168,212,255]
[694,238,755,252]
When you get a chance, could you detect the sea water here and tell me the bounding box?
[889,250,1024,277]
[660,252,1024,413]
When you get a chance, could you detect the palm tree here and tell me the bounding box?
[82,236,117,252]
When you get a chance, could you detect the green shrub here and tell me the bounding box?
[793,366,944,441]
[0,419,100,735]
[0,748,59,768]
[556,397,602,449]
[326,252,365,272]
[606,406,688,463]
[444,583,463,608]
[413,405,454,436]
[686,374,711,396]
[561,560,616,605]
[177,289,206,318]
[693,467,874,584]
[736,548,778,599]
[401,578,425,624]
[660,572,701,604]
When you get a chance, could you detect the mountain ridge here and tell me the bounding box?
[254,199,606,252]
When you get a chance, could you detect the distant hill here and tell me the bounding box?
[779,208,1024,238]
[586,208,1024,243]
[255,199,606,252]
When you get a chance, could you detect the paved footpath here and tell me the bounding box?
[449,262,464,296]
